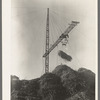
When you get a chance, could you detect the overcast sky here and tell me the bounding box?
[11,0,97,79]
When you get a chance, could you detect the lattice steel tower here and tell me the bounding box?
[45,8,49,73]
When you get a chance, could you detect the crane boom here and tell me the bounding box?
[43,21,79,57]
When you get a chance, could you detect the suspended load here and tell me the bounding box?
[58,50,72,61]
[61,37,68,46]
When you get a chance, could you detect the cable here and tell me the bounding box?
[50,9,69,25]
[50,11,63,34]
[49,21,55,44]
[50,12,61,38]
[50,8,69,21]
[49,14,56,44]
[51,11,67,29]
[50,14,59,41]
[52,12,62,36]
[51,10,69,35]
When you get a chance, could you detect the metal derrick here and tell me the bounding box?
[44,8,79,73]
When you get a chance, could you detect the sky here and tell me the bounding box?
[10,0,97,79]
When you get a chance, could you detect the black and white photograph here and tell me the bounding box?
[2,0,97,100]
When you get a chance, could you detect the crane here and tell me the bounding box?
[43,21,79,58]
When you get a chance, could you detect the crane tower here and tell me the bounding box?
[45,8,49,73]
